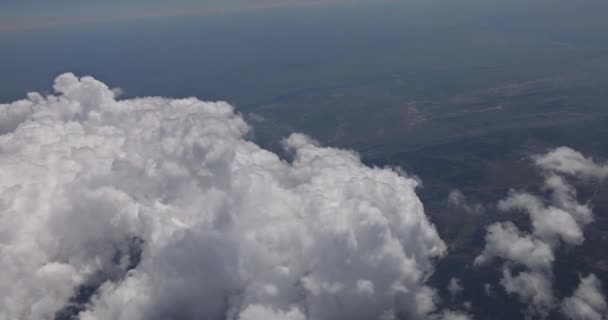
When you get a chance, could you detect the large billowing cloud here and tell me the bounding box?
[475,147,608,319]
[0,74,453,320]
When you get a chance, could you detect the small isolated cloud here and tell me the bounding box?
[562,274,607,320]
[435,310,473,320]
[238,305,306,320]
[501,268,554,317]
[498,191,584,246]
[475,147,607,319]
[534,147,608,180]
[447,190,485,215]
[484,284,493,296]
[448,278,464,297]
[0,74,449,320]
[474,222,554,271]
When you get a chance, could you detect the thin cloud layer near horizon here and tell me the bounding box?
[0,0,388,32]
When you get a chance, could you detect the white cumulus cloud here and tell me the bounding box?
[474,222,554,271]
[534,147,608,180]
[474,146,607,319]
[500,268,554,317]
[562,274,607,320]
[0,74,449,320]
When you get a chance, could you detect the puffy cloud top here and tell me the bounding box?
[534,147,608,180]
[474,222,554,271]
[0,74,447,320]
[475,146,607,319]
[562,275,607,320]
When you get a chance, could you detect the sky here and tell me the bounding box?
[3,0,608,105]
[1,1,608,320]
[0,0,384,32]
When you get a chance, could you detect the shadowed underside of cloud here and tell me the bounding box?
[0,74,460,320]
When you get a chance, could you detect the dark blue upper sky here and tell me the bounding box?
[2,0,608,105]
